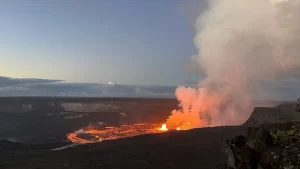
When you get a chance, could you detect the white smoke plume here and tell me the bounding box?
[166,0,300,129]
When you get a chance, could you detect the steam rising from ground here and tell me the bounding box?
[166,0,300,128]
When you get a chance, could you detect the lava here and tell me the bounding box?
[67,116,212,144]
[67,122,194,144]
[158,124,168,131]
[67,120,217,144]
[67,123,170,144]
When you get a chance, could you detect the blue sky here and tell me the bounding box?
[1,0,300,100]
[1,0,201,86]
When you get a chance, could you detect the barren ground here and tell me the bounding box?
[0,98,298,169]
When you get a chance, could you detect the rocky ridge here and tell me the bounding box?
[224,122,300,169]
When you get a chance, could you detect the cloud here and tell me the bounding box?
[0,76,175,97]
[0,76,298,100]
[0,76,62,87]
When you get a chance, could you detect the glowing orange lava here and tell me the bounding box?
[66,122,203,144]
[158,123,168,131]
[67,123,171,144]
[66,111,216,144]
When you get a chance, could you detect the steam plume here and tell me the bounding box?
[166,0,300,128]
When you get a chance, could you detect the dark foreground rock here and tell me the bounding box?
[296,98,300,112]
[0,126,246,169]
[2,122,300,169]
[224,121,300,169]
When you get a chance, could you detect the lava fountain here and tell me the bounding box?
[158,123,168,131]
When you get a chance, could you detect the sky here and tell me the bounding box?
[0,0,200,86]
[1,0,299,100]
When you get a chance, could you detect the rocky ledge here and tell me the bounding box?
[223,121,300,169]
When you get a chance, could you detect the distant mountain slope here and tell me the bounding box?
[243,103,299,126]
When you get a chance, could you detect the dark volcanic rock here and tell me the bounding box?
[296,98,300,112]
[243,103,300,126]
[0,98,298,169]
[0,126,246,169]
[0,97,177,143]
[224,121,300,169]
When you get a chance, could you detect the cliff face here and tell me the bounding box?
[0,100,122,113]
[243,103,299,126]
[0,103,33,113]
[61,102,120,112]
[0,98,293,115]
[0,98,65,113]
[0,98,177,114]
[0,99,34,113]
